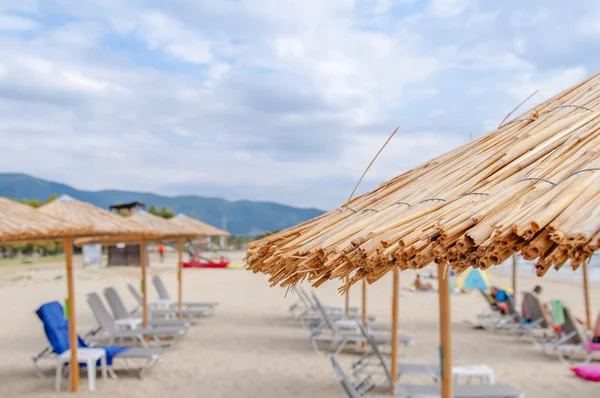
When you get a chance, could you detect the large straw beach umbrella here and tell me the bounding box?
[76,210,202,312]
[38,195,156,391]
[247,72,600,397]
[0,196,137,392]
[169,213,230,309]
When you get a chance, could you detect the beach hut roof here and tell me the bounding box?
[39,196,156,238]
[247,72,600,289]
[170,213,230,237]
[0,197,92,242]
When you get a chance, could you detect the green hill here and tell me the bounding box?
[0,173,325,236]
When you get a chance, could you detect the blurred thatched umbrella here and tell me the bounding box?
[0,195,146,392]
[38,195,156,391]
[248,72,600,397]
[76,210,201,310]
[169,213,230,308]
[169,213,230,238]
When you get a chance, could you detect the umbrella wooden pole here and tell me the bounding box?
[390,267,399,394]
[583,258,592,330]
[361,278,367,349]
[178,239,183,311]
[64,236,79,392]
[438,262,452,398]
[345,276,350,315]
[511,255,517,309]
[140,240,148,328]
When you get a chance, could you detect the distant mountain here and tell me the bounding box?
[0,173,325,236]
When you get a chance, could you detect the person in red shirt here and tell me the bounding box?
[158,243,165,263]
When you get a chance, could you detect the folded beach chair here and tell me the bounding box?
[352,323,438,386]
[331,356,524,398]
[152,275,218,313]
[311,293,412,355]
[542,306,600,365]
[104,287,193,328]
[86,293,187,347]
[310,292,386,331]
[298,292,378,331]
[33,301,165,379]
[127,283,210,319]
[295,287,369,329]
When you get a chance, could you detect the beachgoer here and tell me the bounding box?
[187,244,194,261]
[158,243,165,263]
[593,313,600,343]
[414,274,434,291]
[489,286,509,314]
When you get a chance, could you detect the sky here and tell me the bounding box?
[0,0,598,210]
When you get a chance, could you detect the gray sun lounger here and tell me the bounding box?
[352,323,438,385]
[152,275,218,312]
[128,283,209,319]
[542,306,597,365]
[86,292,187,347]
[331,356,523,398]
[104,287,194,328]
[311,292,412,355]
[294,287,371,329]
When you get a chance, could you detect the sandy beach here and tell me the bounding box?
[0,251,597,398]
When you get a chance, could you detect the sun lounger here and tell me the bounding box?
[152,275,218,312]
[104,287,193,328]
[86,293,187,347]
[310,292,412,355]
[292,287,375,329]
[542,306,600,365]
[331,356,524,398]
[34,301,165,379]
[352,322,437,386]
[127,283,210,319]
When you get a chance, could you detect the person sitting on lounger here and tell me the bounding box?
[593,312,600,343]
[489,286,509,314]
[413,274,434,291]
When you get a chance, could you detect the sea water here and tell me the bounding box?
[494,255,600,282]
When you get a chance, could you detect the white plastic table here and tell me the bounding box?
[114,318,142,330]
[56,348,107,392]
[452,364,495,384]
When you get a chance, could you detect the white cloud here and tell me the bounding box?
[0,0,597,209]
[0,13,38,31]
[506,67,588,104]
[135,11,212,64]
[429,0,469,18]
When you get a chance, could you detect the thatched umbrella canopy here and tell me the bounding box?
[74,209,202,311]
[168,213,230,309]
[1,195,154,393]
[74,209,196,245]
[39,195,159,364]
[247,72,600,398]
[248,72,600,289]
[169,213,230,237]
[0,197,91,242]
[39,195,156,239]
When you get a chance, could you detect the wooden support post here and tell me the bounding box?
[583,258,592,330]
[438,262,452,398]
[64,236,79,392]
[361,278,367,350]
[140,240,148,329]
[345,276,350,315]
[178,239,183,311]
[511,255,517,310]
[390,267,399,394]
